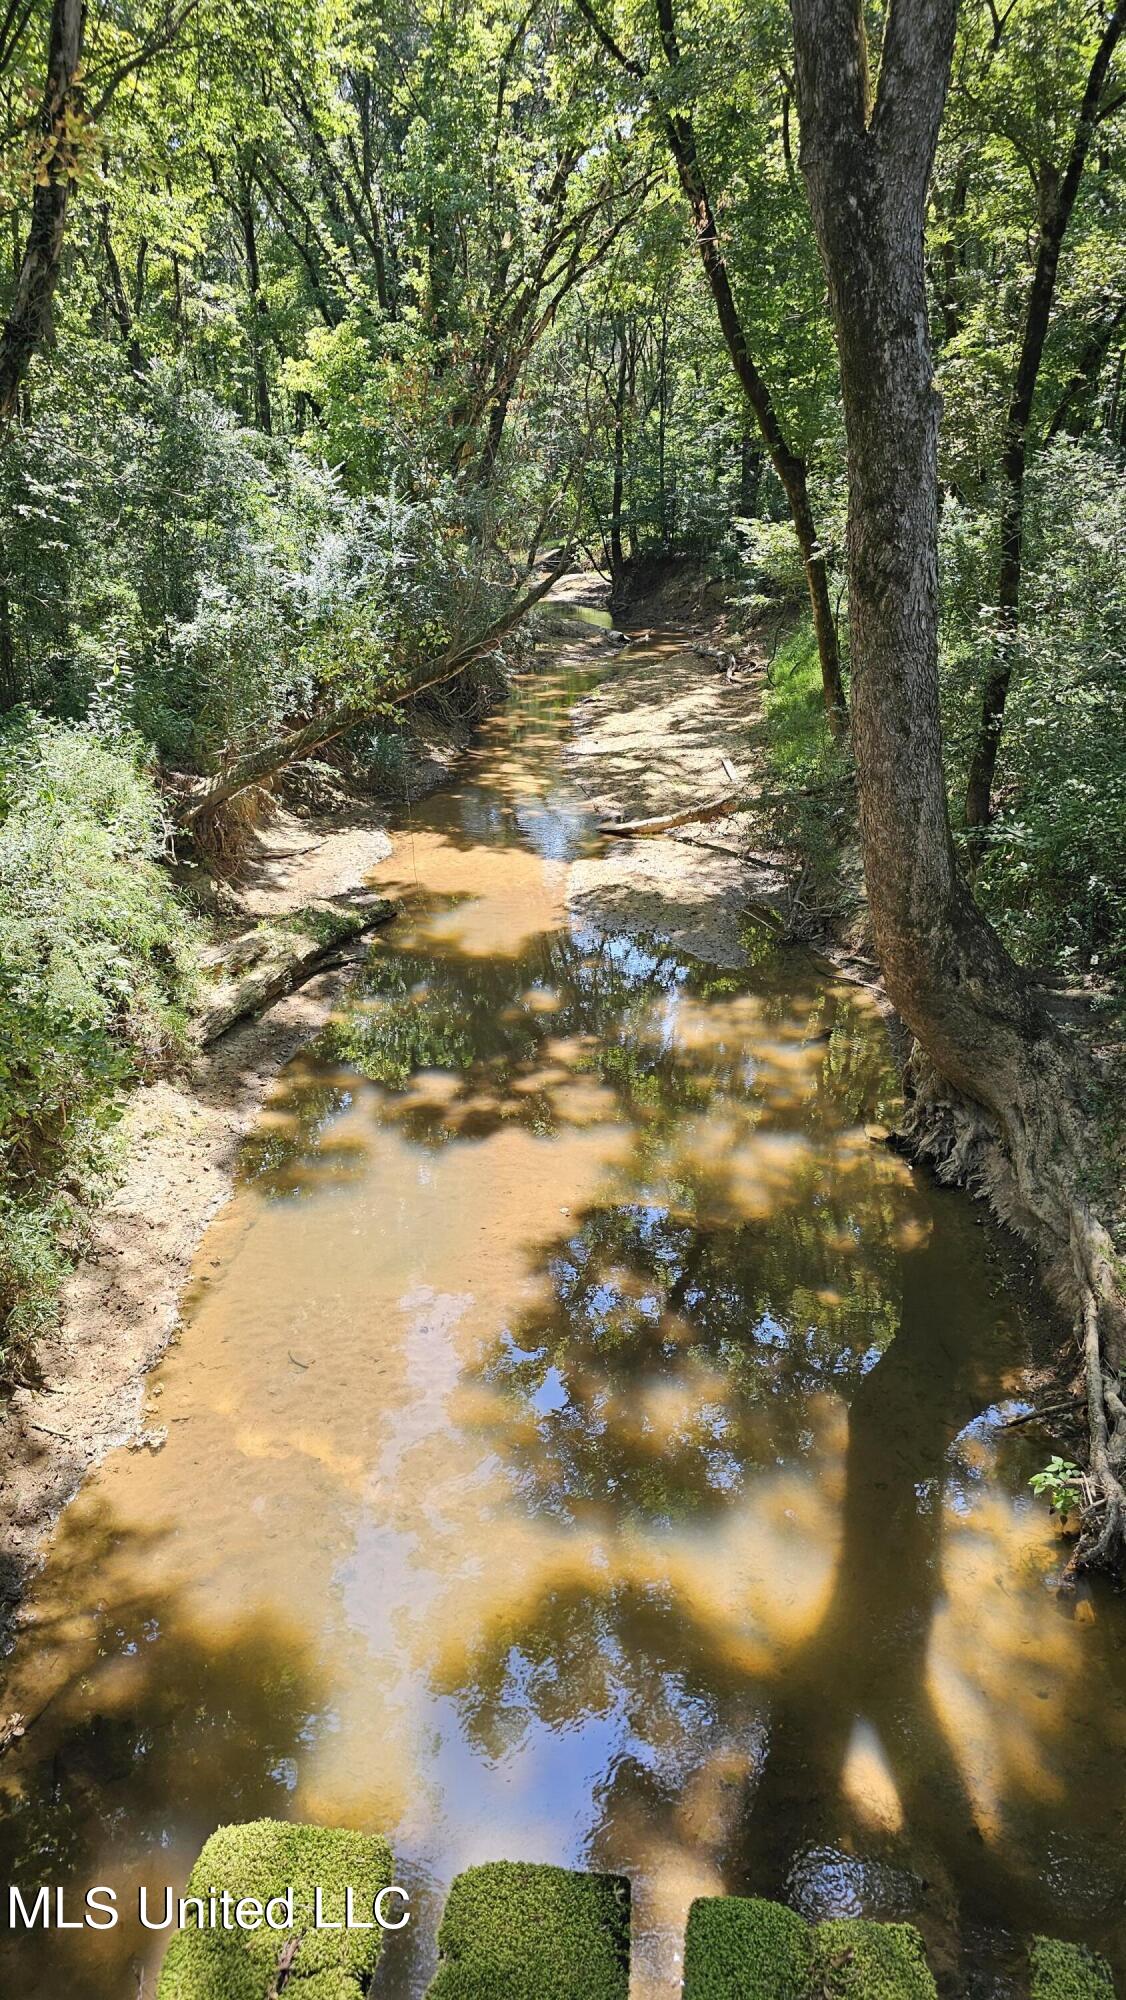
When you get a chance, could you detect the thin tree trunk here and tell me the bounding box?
[0,584,18,708]
[1045,300,1126,439]
[963,0,1126,829]
[0,0,85,423]
[654,0,846,726]
[790,0,1126,1570]
[98,202,146,376]
[609,323,627,579]
[573,0,847,731]
[236,163,273,436]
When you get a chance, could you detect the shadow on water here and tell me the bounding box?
[2,655,1125,2000]
[0,1504,331,1996]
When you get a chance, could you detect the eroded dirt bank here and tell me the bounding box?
[0,808,394,1639]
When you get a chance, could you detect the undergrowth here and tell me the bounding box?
[754,623,856,933]
[0,716,200,1366]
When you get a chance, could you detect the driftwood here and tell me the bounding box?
[195,899,395,1045]
[598,791,743,837]
[598,777,851,839]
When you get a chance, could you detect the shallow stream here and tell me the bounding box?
[2,652,1124,1997]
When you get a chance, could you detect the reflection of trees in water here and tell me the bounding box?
[476,1179,904,1529]
[239,917,898,1182]
[0,1500,330,2000]
[431,1168,1114,1983]
[131,905,1125,1980]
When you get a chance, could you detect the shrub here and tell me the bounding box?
[156,1819,393,2000]
[811,1919,936,1998]
[683,1895,812,1998]
[941,440,1126,976]
[1028,1936,1115,2000]
[0,716,198,1356]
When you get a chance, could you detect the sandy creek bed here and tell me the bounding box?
[1,633,1124,1999]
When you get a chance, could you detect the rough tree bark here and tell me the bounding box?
[789,0,1126,1570]
[963,0,1126,830]
[0,0,86,423]
[573,0,848,732]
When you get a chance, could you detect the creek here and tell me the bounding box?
[1,651,1124,1998]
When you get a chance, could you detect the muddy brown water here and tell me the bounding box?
[2,654,1125,1999]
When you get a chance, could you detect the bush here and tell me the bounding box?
[0,716,198,1356]
[941,440,1126,976]
[156,1819,393,2000]
[1028,1936,1115,2000]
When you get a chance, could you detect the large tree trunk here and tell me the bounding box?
[963,0,1126,830]
[0,0,86,423]
[790,0,1125,1570]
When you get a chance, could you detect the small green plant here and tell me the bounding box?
[1029,1456,1085,1525]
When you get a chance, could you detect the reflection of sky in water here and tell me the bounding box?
[1,659,1123,2000]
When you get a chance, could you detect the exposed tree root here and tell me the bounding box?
[899,1051,1126,1578]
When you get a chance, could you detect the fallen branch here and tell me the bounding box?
[175,556,571,832]
[1000,1398,1084,1430]
[195,900,395,1045]
[599,791,743,836]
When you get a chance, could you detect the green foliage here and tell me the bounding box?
[942,442,1126,976]
[810,1920,937,1999]
[0,716,197,1353]
[1029,1456,1085,1525]
[1028,1936,1116,2000]
[156,1819,393,2000]
[282,904,369,949]
[426,1862,630,1999]
[756,622,855,918]
[683,1895,813,1998]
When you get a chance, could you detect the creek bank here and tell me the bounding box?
[589,576,1113,1540]
[0,804,396,1643]
[563,621,892,1018]
[562,609,1103,1516]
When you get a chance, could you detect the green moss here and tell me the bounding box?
[426,1861,630,1998]
[159,1927,262,2000]
[1029,1936,1115,1999]
[683,1895,813,1998]
[156,1819,394,2000]
[282,903,371,948]
[811,1920,936,1998]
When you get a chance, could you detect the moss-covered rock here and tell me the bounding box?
[682,1895,813,1997]
[156,1819,394,2000]
[425,1861,630,1998]
[810,1919,937,1999]
[1029,1936,1115,2000]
